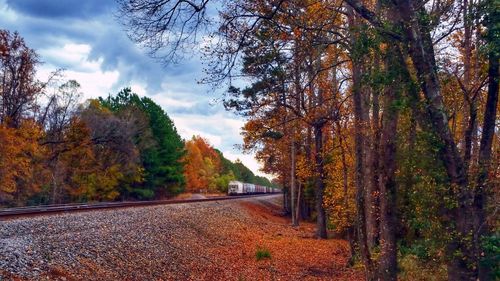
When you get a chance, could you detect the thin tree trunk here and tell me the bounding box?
[461,0,477,171]
[290,38,302,227]
[368,54,381,248]
[283,186,290,214]
[461,0,473,152]
[363,79,376,249]
[296,181,301,223]
[339,129,350,225]
[377,45,401,281]
[313,123,327,238]
[291,135,298,226]
[303,125,313,220]
[347,5,375,278]
[51,161,59,204]
[463,100,477,172]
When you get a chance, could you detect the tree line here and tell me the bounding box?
[184,135,275,193]
[119,0,499,280]
[0,29,273,208]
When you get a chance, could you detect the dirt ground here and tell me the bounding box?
[205,197,364,280]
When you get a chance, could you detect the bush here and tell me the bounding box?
[399,254,447,281]
[255,247,271,261]
[480,234,500,279]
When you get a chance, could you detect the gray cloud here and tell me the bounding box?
[6,0,115,19]
[0,0,267,176]
[1,0,206,94]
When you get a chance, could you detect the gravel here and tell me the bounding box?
[0,196,277,280]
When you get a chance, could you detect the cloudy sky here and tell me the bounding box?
[0,0,269,178]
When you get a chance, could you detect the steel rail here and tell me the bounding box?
[0,194,280,220]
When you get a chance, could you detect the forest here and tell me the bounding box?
[117,0,499,280]
[0,0,498,279]
[0,30,273,207]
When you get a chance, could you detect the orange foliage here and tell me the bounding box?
[183,136,222,192]
[0,120,47,205]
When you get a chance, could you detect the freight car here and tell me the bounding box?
[227,180,280,195]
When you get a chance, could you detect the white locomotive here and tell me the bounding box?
[227,180,280,195]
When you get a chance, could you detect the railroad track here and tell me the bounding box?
[0,193,280,219]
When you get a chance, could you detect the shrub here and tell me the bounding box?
[399,254,447,281]
[480,234,500,279]
[255,247,271,261]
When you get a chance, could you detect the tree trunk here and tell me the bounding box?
[347,5,375,279]
[460,0,473,153]
[338,121,357,265]
[296,181,302,223]
[463,100,478,172]
[377,45,401,281]
[368,54,381,249]
[283,186,290,214]
[363,77,377,249]
[338,124,350,228]
[396,2,474,280]
[475,10,499,278]
[290,38,302,227]
[291,135,298,226]
[313,124,328,238]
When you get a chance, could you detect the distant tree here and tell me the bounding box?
[100,88,185,198]
[0,120,46,206]
[213,171,236,193]
[0,30,42,128]
[77,100,143,201]
[214,149,274,187]
[184,137,206,192]
[39,80,83,203]
[214,149,236,175]
[184,136,223,192]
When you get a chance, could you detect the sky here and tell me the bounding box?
[0,0,270,178]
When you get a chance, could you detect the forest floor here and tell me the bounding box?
[0,195,363,280]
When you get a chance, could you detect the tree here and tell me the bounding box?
[0,120,46,206]
[117,0,211,63]
[0,30,41,129]
[118,1,499,279]
[184,136,268,193]
[40,80,83,203]
[344,0,499,278]
[184,136,211,192]
[76,100,144,202]
[100,88,186,198]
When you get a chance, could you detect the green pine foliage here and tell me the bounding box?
[215,149,275,187]
[99,88,185,199]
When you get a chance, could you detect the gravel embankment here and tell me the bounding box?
[0,197,263,280]
[0,195,362,280]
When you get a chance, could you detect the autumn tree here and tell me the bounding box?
[119,1,499,279]
[183,136,268,193]
[344,0,499,278]
[0,30,48,206]
[100,88,186,198]
[184,136,222,192]
[0,120,46,206]
[39,80,84,203]
[0,30,42,128]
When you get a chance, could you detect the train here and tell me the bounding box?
[227,180,280,195]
